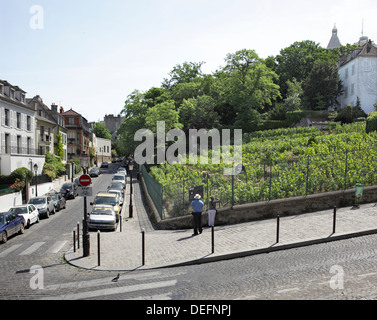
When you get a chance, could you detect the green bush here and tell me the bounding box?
[366,112,377,133]
[10,167,33,183]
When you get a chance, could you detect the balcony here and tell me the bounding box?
[0,146,45,156]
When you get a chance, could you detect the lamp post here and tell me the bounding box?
[129,163,134,218]
[33,163,38,197]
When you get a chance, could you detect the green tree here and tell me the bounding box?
[55,128,64,160]
[302,60,343,110]
[162,61,205,90]
[178,95,220,130]
[215,49,280,130]
[92,122,112,140]
[145,100,182,133]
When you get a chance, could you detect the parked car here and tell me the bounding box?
[108,189,124,206]
[100,162,109,168]
[0,212,25,243]
[89,167,101,177]
[107,182,124,193]
[28,196,56,219]
[116,167,127,176]
[112,174,126,188]
[90,192,120,222]
[88,205,117,231]
[8,205,39,229]
[48,193,66,212]
[60,182,79,199]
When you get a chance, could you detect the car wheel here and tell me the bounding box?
[1,231,7,244]
[26,220,31,229]
[52,207,56,215]
[19,224,25,234]
[36,214,40,223]
[45,210,50,219]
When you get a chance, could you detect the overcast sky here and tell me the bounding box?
[1,0,376,122]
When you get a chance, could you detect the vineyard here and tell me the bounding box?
[144,122,377,219]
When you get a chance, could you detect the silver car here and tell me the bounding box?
[88,205,117,231]
[28,196,55,219]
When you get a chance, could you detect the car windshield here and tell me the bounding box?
[61,184,73,190]
[94,197,117,206]
[9,207,27,214]
[29,198,46,205]
[0,216,4,225]
[50,195,58,200]
[113,176,124,181]
[91,208,114,216]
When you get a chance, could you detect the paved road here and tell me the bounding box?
[1,163,377,303]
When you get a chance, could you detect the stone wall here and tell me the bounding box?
[140,174,377,230]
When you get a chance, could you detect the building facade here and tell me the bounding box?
[0,80,44,175]
[338,39,377,113]
[62,108,91,167]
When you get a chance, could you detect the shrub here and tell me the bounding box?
[366,112,377,133]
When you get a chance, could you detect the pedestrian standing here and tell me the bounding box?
[208,196,220,227]
[190,194,204,236]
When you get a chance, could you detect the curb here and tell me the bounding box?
[64,228,377,272]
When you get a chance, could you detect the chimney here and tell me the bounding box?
[60,107,64,114]
[51,103,58,112]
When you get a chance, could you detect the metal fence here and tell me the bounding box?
[141,145,377,220]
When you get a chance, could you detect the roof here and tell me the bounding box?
[339,39,377,67]
[327,25,342,49]
[62,108,81,116]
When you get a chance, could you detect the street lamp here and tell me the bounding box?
[128,162,134,218]
[33,163,38,197]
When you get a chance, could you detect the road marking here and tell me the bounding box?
[277,287,300,294]
[45,271,164,291]
[358,272,377,278]
[0,244,23,258]
[47,241,68,254]
[128,293,172,300]
[19,242,45,256]
[41,280,177,300]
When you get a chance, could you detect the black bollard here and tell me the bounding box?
[73,230,76,253]
[141,229,145,266]
[333,206,337,234]
[211,226,215,254]
[97,230,101,266]
[276,215,280,243]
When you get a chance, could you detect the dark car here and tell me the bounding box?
[0,212,25,243]
[89,167,101,177]
[60,182,79,199]
[100,162,109,168]
[49,193,66,211]
[107,182,124,192]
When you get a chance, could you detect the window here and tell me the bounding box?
[5,134,9,154]
[351,83,355,96]
[345,68,348,79]
[69,117,75,125]
[17,113,21,129]
[4,109,9,126]
[27,137,31,155]
[27,116,31,131]
[17,136,21,154]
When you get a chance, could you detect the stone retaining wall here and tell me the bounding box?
[140,174,377,230]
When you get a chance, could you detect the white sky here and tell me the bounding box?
[1,0,376,122]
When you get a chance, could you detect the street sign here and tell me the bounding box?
[78,187,93,197]
[79,174,92,187]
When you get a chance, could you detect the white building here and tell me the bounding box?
[338,39,377,113]
[327,26,377,114]
[95,136,112,165]
[0,80,44,175]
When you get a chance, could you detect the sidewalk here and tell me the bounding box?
[65,177,377,272]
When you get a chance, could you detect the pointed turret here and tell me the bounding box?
[327,24,342,49]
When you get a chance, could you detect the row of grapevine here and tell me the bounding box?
[147,123,377,218]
